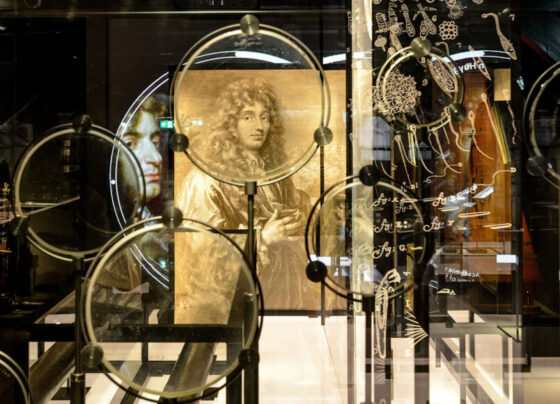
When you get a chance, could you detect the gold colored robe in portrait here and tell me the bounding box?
[175,166,317,320]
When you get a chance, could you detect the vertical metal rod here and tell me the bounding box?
[320,144,326,325]
[364,297,373,404]
[318,0,326,326]
[71,256,85,404]
[226,343,242,404]
[345,0,355,401]
[347,294,355,404]
[245,182,258,404]
[246,182,256,269]
[509,0,524,346]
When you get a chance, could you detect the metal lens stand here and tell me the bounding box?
[244,180,259,404]
[11,115,146,404]
[169,125,332,404]
[77,210,262,403]
[169,13,333,404]
[71,256,86,403]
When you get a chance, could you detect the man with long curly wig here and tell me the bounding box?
[172,78,314,399]
[197,78,287,178]
[177,78,313,314]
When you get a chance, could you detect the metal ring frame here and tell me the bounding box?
[82,216,264,402]
[523,61,560,186]
[304,174,426,303]
[0,351,31,404]
[170,20,331,187]
[376,44,465,130]
[12,123,146,262]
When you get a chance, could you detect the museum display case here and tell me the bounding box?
[1,1,560,403]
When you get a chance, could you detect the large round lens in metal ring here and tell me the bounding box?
[13,124,145,261]
[172,22,330,186]
[306,176,425,298]
[83,219,258,401]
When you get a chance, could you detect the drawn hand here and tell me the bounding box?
[262,209,300,246]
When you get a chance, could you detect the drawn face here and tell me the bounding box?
[236,101,270,153]
[123,110,162,201]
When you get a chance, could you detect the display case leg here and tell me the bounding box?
[321,282,326,325]
[363,297,373,404]
[244,182,259,404]
[226,342,242,404]
[70,373,85,404]
[71,256,85,404]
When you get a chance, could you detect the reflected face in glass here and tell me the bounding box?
[123,110,162,201]
[335,198,346,225]
[236,102,270,153]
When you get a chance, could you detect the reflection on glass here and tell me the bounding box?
[14,127,144,259]
[526,62,560,186]
[120,95,167,205]
[308,177,425,298]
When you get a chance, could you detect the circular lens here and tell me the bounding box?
[172,24,330,186]
[13,125,145,261]
[306,176,425,298]
[83,219,258,400]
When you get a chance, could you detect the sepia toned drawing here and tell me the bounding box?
[176,78,310,318]
[175,71,345,313]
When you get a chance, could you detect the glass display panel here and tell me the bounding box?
[3,2,560,404]
[374,41,465,131]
